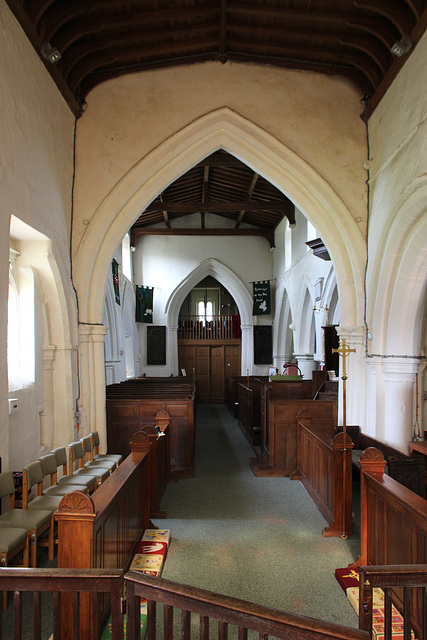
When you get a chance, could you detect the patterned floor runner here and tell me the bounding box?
[335,567,415,640]
[101,529,171,639]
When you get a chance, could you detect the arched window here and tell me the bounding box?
[8,251,35,391]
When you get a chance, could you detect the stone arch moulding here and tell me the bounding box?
[164,258,253,374]
[368,181,427,357]
[273,282,292,365]
[73,107,365,330]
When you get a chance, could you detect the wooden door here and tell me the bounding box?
[179,343,240,403]
[210,345,225,402]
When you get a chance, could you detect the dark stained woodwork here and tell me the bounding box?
[6,1,427,120]
[55,436,151,639]
[252,379,337,477]
[106,379,196,477]
[125,572,369,640]
[237,379,263,446]
[139,423,171,518]
[353,447,427,638]
[225,375,268,418]
[293,416,353,538]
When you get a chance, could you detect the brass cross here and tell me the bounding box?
[332,337,356,539]
[332,338,356,382]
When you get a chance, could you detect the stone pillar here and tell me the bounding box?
[40,345,56,449]
[92,325,109,453]
[78,325,92,436]
[240,323,253,375]
[336,325,365,428]
[293,353,317,380]
[384,357,419,451]
[168,325,179,375]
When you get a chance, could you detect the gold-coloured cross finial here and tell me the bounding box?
[332,338,356,381]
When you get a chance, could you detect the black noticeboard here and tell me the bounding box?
[147,326,166,365]
[254,325,272,365]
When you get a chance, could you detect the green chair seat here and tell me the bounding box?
[27,495,62,511]
[0,526,28,553]
[0,508,52,530]
[43,483,88,496]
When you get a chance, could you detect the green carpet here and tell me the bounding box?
[153,404,360,627]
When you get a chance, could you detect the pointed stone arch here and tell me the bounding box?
[164,258,253,374]
[73,107,364,330]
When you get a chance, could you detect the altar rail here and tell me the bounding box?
[293,415,353,537]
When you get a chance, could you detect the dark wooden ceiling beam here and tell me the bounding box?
[145,200,291,213]
[347,17,397,49]
[67,41,219,94]
[131,227,276,248]
[220,0,227,58]
[362,7,427,119]
[353,1,412,36]
[235,172,259,229]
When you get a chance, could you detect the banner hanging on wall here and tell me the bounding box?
[112,259,120,305]
[253,281,271,315]
[135,286,154,323]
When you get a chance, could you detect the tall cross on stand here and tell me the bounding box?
[332,337,356,539]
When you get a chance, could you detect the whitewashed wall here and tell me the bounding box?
[1,1,77,470]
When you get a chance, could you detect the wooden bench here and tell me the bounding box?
[251,379,337,476]
[293,414,353,537]
[106,379,196,478]
[339,426,426,498]
[237,379,264,446]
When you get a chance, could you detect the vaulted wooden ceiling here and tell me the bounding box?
[131,150,294,247]
[7,0,427,121]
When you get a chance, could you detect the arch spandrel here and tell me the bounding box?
[73,107,365,328]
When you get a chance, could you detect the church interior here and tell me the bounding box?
[1,0,427,637]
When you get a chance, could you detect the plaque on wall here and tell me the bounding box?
[147,326,166,365]
[254,325,272,365]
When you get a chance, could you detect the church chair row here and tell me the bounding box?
[0,432,122,580]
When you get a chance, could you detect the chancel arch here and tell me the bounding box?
[72,107,366,439]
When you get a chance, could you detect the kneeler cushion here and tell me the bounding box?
[136,540,168,558]
[142,528,171,545]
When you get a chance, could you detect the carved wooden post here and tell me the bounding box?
[351,447,386,567]
[55,492,97,640]
[323,432,353,537]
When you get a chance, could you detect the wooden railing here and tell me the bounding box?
[358,565,427,640]
[178,315,240,340]
[124,572,369,640]
[0,568,124,640]
[293,416,353,538]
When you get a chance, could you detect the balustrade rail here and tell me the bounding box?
[124,572,368,640]
[358,565,427,640]
[178,315,240,340]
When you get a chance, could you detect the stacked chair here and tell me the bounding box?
[39,453,89,496]
[89,431,123,467]
[0,430,121,603]
[68,440,110,488]
[80,436,117,474]
[0,470,53,569]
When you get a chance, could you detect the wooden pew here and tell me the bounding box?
[292,413,353,537]
[354,448,427,639]
[251,378,337,476]
[140,423,171,518]
[237,379,263,446]
[106,379,196,477]
[226,375,268,418]
[55,432,152,639]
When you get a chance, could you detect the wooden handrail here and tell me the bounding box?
[358,565,427,640]
[124,572,369,640]
[0,568,124,639]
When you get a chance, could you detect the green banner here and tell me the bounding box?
[253,281,271,315]
[135,286,153,323]
[112,259,120,305]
